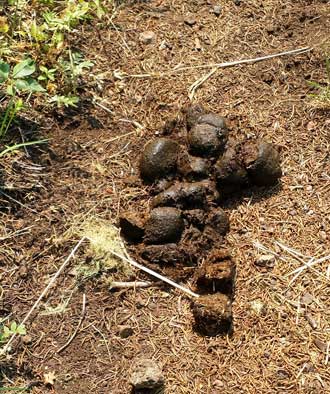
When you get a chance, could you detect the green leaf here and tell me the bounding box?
[16,324,26,335]
[0,62,10,83]
[0,139,49,157]
[14,78,45,93]
[12,58,36,79]
[3,326,11,338]
[25,77,46,92]
[10,322,17,332]
[14,78,29,91]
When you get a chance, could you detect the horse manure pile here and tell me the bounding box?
[119,104,282,337]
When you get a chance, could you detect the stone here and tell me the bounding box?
[254,254,275,268]
[184,15,196,26]
[301,292,313,305]
[250,299,267,316]
[139,31,156,44]
[213,5,222,16]
[130,358,164,390]
[22,335,32,345]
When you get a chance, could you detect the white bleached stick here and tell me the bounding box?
[106,248,199,298]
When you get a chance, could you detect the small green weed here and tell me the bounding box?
[308,56,330,108]
[0,321,26,347]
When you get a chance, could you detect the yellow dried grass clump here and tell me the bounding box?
[73,217,133,277]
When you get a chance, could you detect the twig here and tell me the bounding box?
[2,237,86,354]
[287,254,330,277]
[172,46,312,73]
[57,293,86,353]
[188,67,217,100]
[92,98,113,114]
[95,241,199,298]
[123,46,312,79]
[91,324,112,363]
[325,342,330,365]
[109,281,152,290]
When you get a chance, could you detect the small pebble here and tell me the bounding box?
[254,254,275,268]
[22,335,32,345]
[118,325,134,339]
[139,31,156,44]
[320,231,327,240]
[184,15,197,26]
[250,299,266,316]
[301,292,313,305]
[213,5,222,16]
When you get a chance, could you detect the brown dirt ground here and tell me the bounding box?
[1,1,330,393]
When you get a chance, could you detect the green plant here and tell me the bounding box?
[0,58,45,96]
[0,139,49,157]
[0,321,26,345]
[0,58,45,144]
[38,65,57,82]
[59,50,94,94]
[308,56,330,108]
[0,98,23,139]
[49,94,79,108]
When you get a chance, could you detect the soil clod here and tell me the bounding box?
[144,207,184,244]
[139,138,180,182]
[192,293,233,336]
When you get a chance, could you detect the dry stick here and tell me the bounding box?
[2,237,86,354]
[109,281,152,290]
[179,46,312,72]
[287,254,330,277]
[104,248,199,298]
[125,46,312,78]
[187,46,312,99]
[57,293,86,353]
